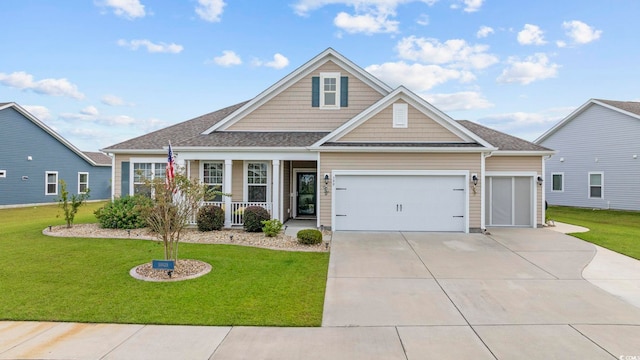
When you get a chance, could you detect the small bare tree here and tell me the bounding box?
[57,179,90,228]
[143,172,210,261]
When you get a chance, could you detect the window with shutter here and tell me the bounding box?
[313,73,347,109]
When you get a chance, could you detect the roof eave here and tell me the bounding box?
[491,150,557,156]
[312,146,497,153]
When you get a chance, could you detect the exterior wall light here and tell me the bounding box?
[537,176,543,186]
[472,174,478,186]
[323,173,330,195]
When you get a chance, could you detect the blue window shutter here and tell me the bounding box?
[121,161,130,197]
[312,76,320,107]
[340,76,348,107]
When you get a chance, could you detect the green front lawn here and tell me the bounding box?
[0,202,329,326]
[547,205,640,260]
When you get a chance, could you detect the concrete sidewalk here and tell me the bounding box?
[2,227,640,359]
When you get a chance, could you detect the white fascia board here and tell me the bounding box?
[202,48,392,134]
[592,99,640,120]
[9,103,100,166]
[311,86,494,149]
[534,99,594,144]
[315,146,495,153]
[491,150,557,156]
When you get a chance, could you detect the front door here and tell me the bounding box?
[297,172,316,216]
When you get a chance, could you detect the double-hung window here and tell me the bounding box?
[320,72,340,109]
[78,172,89,194]
[45,171,58,195]
[202,162,224,201]
[551,173,563,192]
[588,172,603,199]
[246,162,268,202]
[133,163,164,196]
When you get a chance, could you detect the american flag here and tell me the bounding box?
[166,142,175,188]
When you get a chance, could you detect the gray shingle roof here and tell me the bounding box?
[457,120,552,152]
[322,142,482,148]
[179,131,329,147]
[83,151,112,166]
[596,99,640,116]
[103,102,249,150]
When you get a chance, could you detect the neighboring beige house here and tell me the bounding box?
[102,48,553,232]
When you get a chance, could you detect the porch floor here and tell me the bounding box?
[284,219,318,237]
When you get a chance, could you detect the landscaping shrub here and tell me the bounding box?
[243,206,270,232]
[94,195,152,229]
[261,219,283,237]
[297,229,323,245]
[197,205,225,231]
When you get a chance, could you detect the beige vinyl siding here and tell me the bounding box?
[189,160,199,179]
[486,155,544,227]
[232,161,243,202]
[339,101,464,143]
[227,61,384,131]
[318,152,482,230]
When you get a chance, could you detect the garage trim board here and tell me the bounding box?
[331,170,470,233]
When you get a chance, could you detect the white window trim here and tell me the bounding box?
[129,158,167,195]
[78,172,89,194]
[551,172,564,192]
[243,161,270,203]
[200,161,224,201]
[45,171,58,196]
[320,72,340,110]
[0,170,6,178]
[393,103,408,128]
[588,171,604,199]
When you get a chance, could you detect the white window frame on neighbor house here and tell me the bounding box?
[244,161,270,202]
[131,160,165,196]
[78,172,89,194]
[393,103,408,128]
[551,172,564,192]
[320,72,340,109]
[201,161,224,202]
[588,172,604,199]
[45,171,58,195]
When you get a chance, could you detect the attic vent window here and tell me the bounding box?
[393,103,408,128]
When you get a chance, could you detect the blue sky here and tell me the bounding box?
[1,0,638,152]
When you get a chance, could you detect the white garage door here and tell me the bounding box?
[334,174,467,232]
[485,176,533,227]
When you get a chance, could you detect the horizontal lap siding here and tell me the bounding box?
[540,105,640,210]
[339,101,464,142]
[486,156,544,227]
[227,61,384,131]
[113,154,161,197]
[319,152,482,230]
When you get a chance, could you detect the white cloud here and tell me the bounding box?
[253,53,290,69]
[517,24,546,45]
[334,11,399,34]
[98,0,146,19]
[477,106,573,140]
[562,20,602,44]
[22,105,52,121]
[81,106,99,116]
[292,0,437,34]
[497,53,559,85]
[195,0,226,22]
[462,0,483,12]
[416,14,429,26]
[101,94,129,106]
[556,40,567,48]
[366,61,475,92]
[421,91,493,111]
[396,36,499,70]
[117,39,183,54]
[476,25,494,38]
[0,71,84,99]
[213,50,242,67]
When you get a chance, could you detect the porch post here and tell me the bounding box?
[272,160,280,221]
[224,159,232,228]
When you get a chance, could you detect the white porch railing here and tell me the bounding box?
[189,201,272,227]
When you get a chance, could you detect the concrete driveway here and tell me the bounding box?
[323,228,640,358]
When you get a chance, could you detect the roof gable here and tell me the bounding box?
[203,48,393,134]
[311,86,495,150]
[0,102,110,166]
[535,98,640,144]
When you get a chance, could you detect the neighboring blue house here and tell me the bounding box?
[0,102,112,207]
[535,99,640,211]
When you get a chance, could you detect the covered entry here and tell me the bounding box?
[333,171,468,232]
[485,175,534,227]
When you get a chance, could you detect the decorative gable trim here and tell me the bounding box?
[309,86,496,150]
[202,48,391,133]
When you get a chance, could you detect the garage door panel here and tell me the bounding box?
[334,174,466,232]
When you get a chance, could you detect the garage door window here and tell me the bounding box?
[589,172,603,199]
